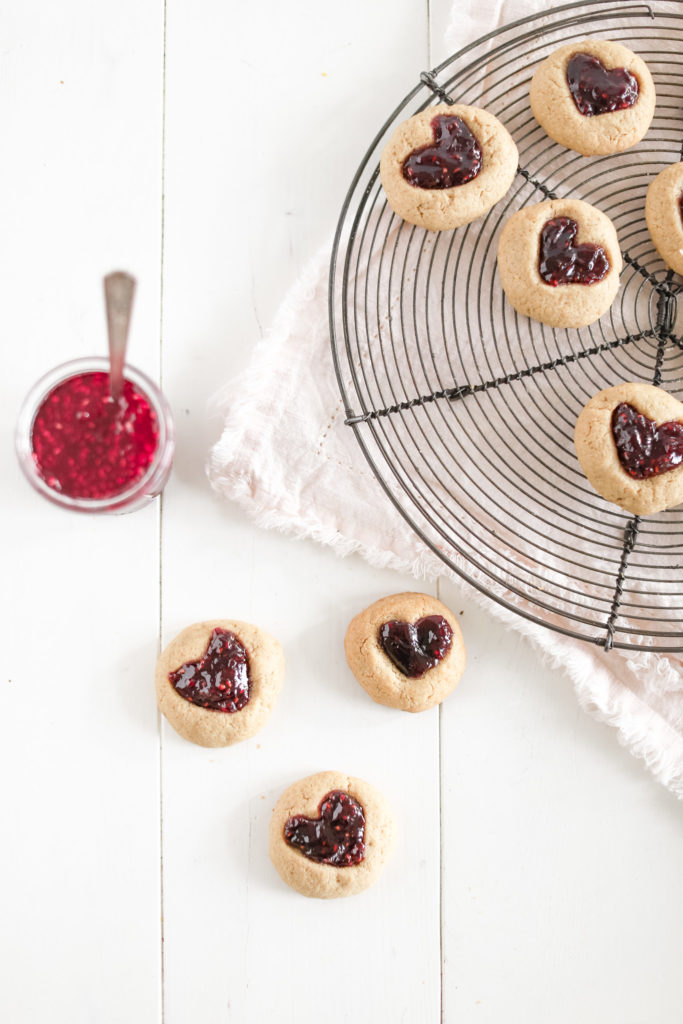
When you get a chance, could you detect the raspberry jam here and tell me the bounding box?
[566,52,639,116]
[538,217,609,287]
[612,402,683,480]
[30,371,159,500]
[284,790,365,866]
[402,114,483,190]
[379,615,453,678]
[169,628,250,712]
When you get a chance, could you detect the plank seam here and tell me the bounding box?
[158,0,168,1017]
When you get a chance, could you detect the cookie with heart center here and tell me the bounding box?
[270,771,395,899]
[530,38,655,155]
[345,592,465,712]
[497,199,622,328]
[155,619,285,747]
[575,383,683,515]
[380,103,518,231]
[646,162,683,277]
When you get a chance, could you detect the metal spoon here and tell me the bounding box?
[103,270,136,401]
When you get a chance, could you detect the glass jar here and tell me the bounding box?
[15,356,174,514]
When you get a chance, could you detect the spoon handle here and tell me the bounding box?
[104,271,136,400]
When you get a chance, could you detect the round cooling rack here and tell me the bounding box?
[329,0,683,653]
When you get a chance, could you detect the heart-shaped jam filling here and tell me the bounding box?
[538,217,609,286]
[284,790,365,866]
[612,402,683,480]
[168,627,250,712]
[566,52,639,117]
[379,615,453,678]
[402,114,482,190]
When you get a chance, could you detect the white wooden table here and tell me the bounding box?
[2,3,682,1021]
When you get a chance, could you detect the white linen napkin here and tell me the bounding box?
[209,0,683,797]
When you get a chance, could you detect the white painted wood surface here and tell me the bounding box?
[2,2,682,1023]
[1,2,163,1021]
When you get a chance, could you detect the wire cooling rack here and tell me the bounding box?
[329,0,683,653]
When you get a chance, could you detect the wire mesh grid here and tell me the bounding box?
[329,0,683,652]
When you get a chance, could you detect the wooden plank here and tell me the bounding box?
[160,1,441,1020]
[432,3,683,1016]
[0,2,164,1021]
[438,583,683,1023]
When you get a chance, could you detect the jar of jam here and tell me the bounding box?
[15,356,174,514]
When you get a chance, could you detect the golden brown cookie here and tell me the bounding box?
[574,383,683,515]
[530,39,655,156]
[344,592,465,713]
[646,163,683,276]
[379,103,518,231]
[269,771,396,899]
[155,619,285,747]
[497,199,622,328]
